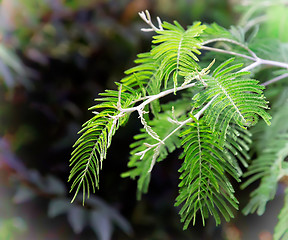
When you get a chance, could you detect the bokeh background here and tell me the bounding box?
[0,0,284,239]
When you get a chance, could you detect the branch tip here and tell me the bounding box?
[138,10,163,32]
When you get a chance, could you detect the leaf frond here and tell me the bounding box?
[175,118,243,229]
[193,58,271,145]
[274,187,288,240]
[151,21,206,89]
[69,85,140,204]
[121,103,188,199]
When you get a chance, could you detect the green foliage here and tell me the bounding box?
[121,100,190,199]
[122,112,181,198]
[69,19,207,204]
[122,52,161,116]
[175,117,251,228]
[69,6,288,236]
[241,89,288,238]
[274,187,288,240]
[176,118,239,228]
[193,58,271,145]
[151,21,205,88]
[69,87,138,203]
[242,134,288,215]
[122,52,157,93]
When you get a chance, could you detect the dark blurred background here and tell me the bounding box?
[0,0,282,239]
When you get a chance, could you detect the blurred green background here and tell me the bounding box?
[0,0,283,239]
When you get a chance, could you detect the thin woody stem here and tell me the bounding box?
[262,73,288,86]
[146,95,218,172]
[202,37,258,58]
[201,46,255,61]
[116,82,197,158]
[161,95,218,143]
[120,82,196,114]
[138,10,163,32]
[202,39,288,71]
[117,80,217,171]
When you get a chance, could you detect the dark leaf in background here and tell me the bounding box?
[13,186,36,204]
[90,210,113,240]
[44,175,66,195]
[67,205,87,234]
[48,198,70,218]
[88,197,133,236]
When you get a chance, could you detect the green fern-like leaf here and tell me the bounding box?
[193,58,271,145]
[69,50,164,203]
[274,187,288,240]
[69,88,137,204]
[175,117,241,229]
[224,124,252,174]
[241,134,288,215]
[121,52,158,95]
[202,23,233,41]
[151,21,206,89]
[242,92,288,216]
[121,104,187,198]
[121,51,162,116]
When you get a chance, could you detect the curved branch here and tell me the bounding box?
[202,37,258,58]
[262,73,288,86]
[138,10,163,32]
[120,82,196,114]
[201,38,288,71]
[201,45,255,61]
[145,95,218,172]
